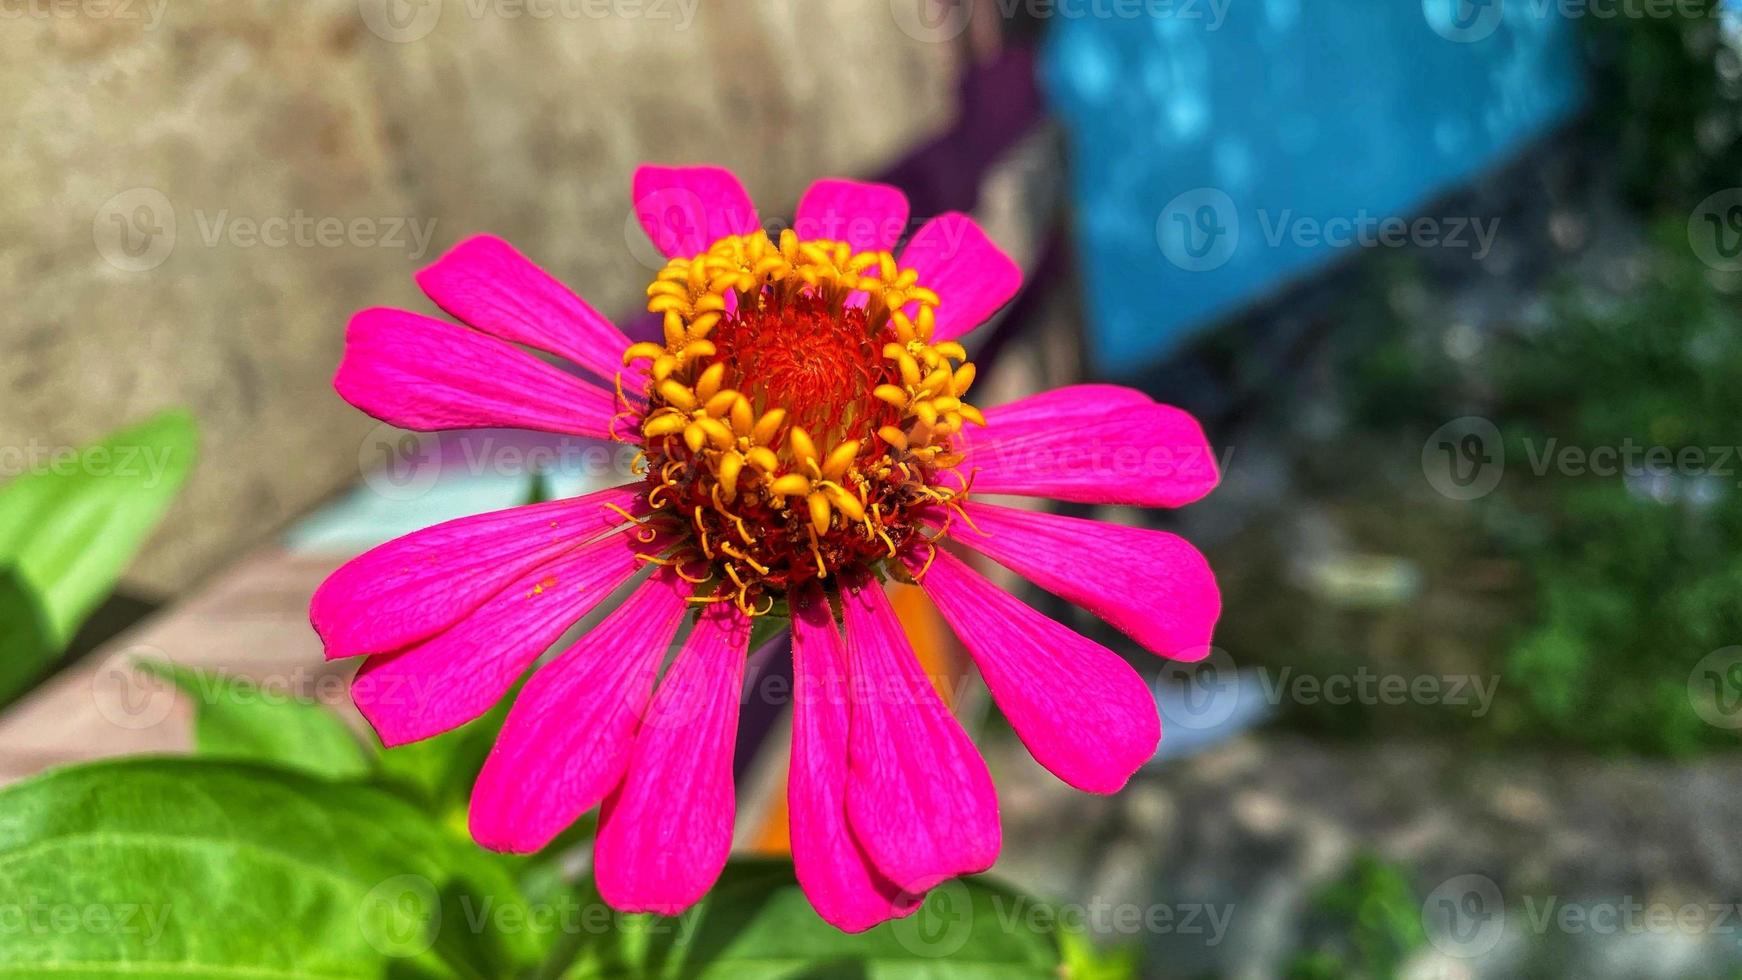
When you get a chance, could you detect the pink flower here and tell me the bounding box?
[312,166,1221,930]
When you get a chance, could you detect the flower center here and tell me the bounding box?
[619,231,982,615]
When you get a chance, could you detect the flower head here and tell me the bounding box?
[312,166,1221,930]
[626,226,980,615]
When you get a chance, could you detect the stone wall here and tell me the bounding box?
[0,0,957,595]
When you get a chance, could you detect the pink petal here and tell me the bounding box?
[351,526,653,747]
[789,583,922,932]
[468,570,694,853]
[897,213,1021,343]
[912,548,1160,793]
[416,235,642,390]
[310,484,644,659]
[594,601,751,914]
[839,570,1000,893]
[632,165,760,259]
[936,502,1220,660]
[335,307,619,438]
[953,385,1220,507]
[794,178,910,253]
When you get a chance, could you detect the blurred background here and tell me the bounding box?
[6,0,1742,976]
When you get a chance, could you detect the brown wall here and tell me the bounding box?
[0,0,959,596]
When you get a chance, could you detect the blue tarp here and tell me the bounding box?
[1043,0,1588,372]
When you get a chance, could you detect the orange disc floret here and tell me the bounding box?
[620,230,982,615]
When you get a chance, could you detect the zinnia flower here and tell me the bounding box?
[311,165,1221,929]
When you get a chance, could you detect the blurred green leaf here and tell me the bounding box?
[0,566,55,705]
[0,409,196,646]
[1286,854,1425,979]
[558,859,1064,979]
[135,660,376,780]
[0,757,540,979]
[374,677,521,833]
[1057,927,1141,980]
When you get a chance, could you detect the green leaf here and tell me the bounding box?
[135,660,377,780]
[374,678,521,834]
[0,566,56,706]
[558,859,1064,979]
[0,410,196,645]
[0,757,540,979]
[1058,928,1140,980]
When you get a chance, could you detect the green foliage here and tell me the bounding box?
[0,648,1077,976]
[559,860,1065,979]
[0,567,54,709]
[1486,225,1742,753]
[1291,228,1742,755]
[372,679,520,836]
[0,410,196,704]
[0,758,539,979]
[1285,855,1426,980]
[1584,3,1742,213]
